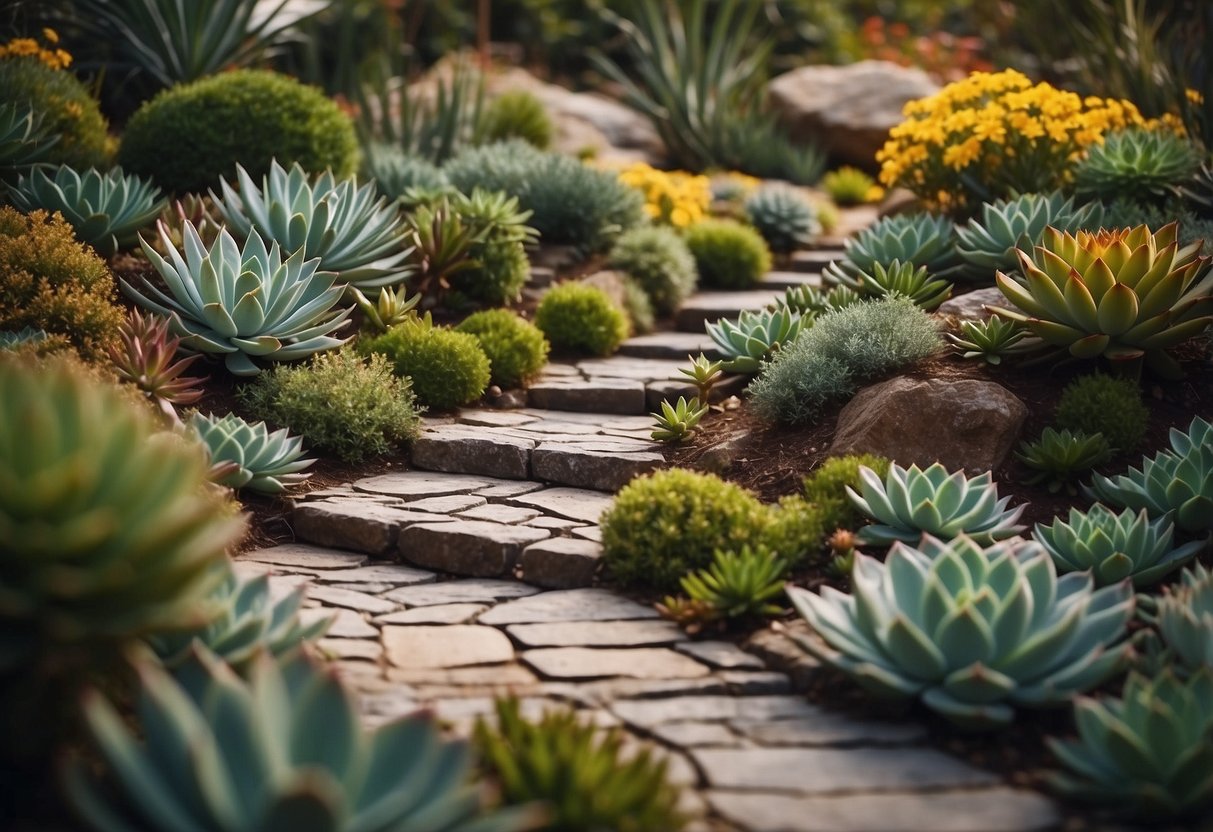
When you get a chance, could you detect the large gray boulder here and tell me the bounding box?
[768,60,939,169]
[829,376,1027,473]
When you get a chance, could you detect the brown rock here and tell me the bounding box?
[937,286,1005,322]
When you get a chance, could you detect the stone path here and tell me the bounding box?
[234,248,1063,831]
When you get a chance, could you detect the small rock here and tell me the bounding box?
[937,286,1005,321]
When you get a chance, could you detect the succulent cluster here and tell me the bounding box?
[706,306,806,374]
[189,412,314,494]
[955,191,1104,279]
[650,395,708,442]
[1016,427,1112,494]
[676,545,786,622]
[823,213,962,289]
[1074,127,1202,204]
[947,316,1038,364]
[744,185,818,254]
[851,259,952,311]
[1157,564,1213,671]
[107,309,206,420]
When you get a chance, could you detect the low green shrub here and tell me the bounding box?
[359,316,490,410]
[238,348,422,462]
[608,225,697,315]
[683,218,771,289]
[601,468,772,591]
[0,56,110,170]
[362,144,450,201]
[478,90,554,149]
[456,309,550,389]
[0,207,123,360]
[749,297,941,425]
[534,282,629,357]
[622,277,656,334]
[119,69,358,193]
[764,495,829,565]
[803,454,893,531]
[1054,373,1148,454]
[449,188,536,306]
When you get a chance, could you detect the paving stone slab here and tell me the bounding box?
[506,619,685,648]
[761,271,823,290]
[399,521,552,577]
[720,671,793,696]
[676,291,783,331]
[301,607,375,639]
[240,544,367,571]
[533,444,663,492]
[576,357,690,381]
[384,579,542,607]
[479,588,659,625]
[456,411,541,428]
[308,585,398,615]
[403,494,488,514]
[675,641,766,670]
[524,516,584,531]
[292,501,453,555]
[457,504,542,524]
[618,332,723,361]
[354,471,505,499]
[692,747,999,794]
[375,603,489,625]
[571,526,603,543]
[522,647,712,680]
[410,430,534,479]
[319,638,383,662]
[730,714,926,747]
[474,480,548,498]
[611,695,818,728]
[789,249,846,272]
[579,677,731,702]
[651,722,741,748]
[527,378,649,414]
[388,663,539,688]
[706,788,1061,832]
[314,564,437,586]
[515,409,656,430]
[518,537,602,588]
[383,625,516,669]
[506,487,613,524]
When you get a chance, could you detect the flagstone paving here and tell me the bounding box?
[236,264,1063,831]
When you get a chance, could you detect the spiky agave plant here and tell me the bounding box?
[108,309,207,422]
[852,259,952,310]
[680,545,787,620]
[946,316,1040,364]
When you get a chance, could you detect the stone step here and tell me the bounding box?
[788,249,845,273]
[760,271,823,291]
[528,377,649,414]
[618,332,724,361]
[675,290,782,332]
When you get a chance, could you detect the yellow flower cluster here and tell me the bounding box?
[0,29,72,70]
[614,162,712,228]
[877,69,1150,214]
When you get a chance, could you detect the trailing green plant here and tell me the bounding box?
[743,185,818,255]
[1016,428,1113,494]
[108,309,206,422]
[1035,504,1203,588]
[147,568,330,672]
[822,166,877,206]
[955,191,1105,280]
[451,188,539,306]
[7,164,165,257]
[852,259,952,311]
[601,468,772,592]
[683,218,771,290]
[474,697,684,832]
[823,213,963,289]
[478,90,553,149]
[749,297,941,425]
[359,314,491,410]
[1088,415,1213,533]
[946,316,1039,365]
[1074,127,1202,204]
[802,454,893,534]
[211,160,413,290]
[456,309,550,389]
[238,348,422,463]
[0,55,110,170]
[66,647,541,832]
[127,224,352,376]
[1157,564,1213,671]
[678,545,786,622]
[534,282,629,357]
[0,206,124,360]
[362,144,451,202]
[847,461,1027,546]
[444,140,645,254]
[788,535,1135,729]
[1047,668,1213,819]
[0,100,57,183]
[351,284,420,333]
[189,411,314,495]
[988,224,1213,379]
[650,395,707,443]
[608,225,697,315]
[1054,373,1149,453]
[678,353,723,403]
[706,306,806,374]
[119,69,358,194]
[64,0,327,89]
[0,356,241,769]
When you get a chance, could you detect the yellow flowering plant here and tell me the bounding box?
[614,162,712,228]
[0,29,72,71]
[877,69,1150,216]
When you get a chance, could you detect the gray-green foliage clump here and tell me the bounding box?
[683,218,772,289]
[477,90,554,149]
[119,69,358,193]
[359,316,490,411]
[608,225,697,315]
[750,297,941,425]
[1054,373,1148,453]
[238,348,422,462]
[444,140,645,253]
[534,282,629,357]
[456,309,550,389]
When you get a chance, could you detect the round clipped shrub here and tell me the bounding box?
[119,69,358,194]
[238,348,422,463]
[478,90,553,149]
[1054,373,1149,453]
[0,207,123,360]
[601,468,772,591]
[0,56,111,170]
[534,282,629,357]
[684,218,771,289]
[608,225,697,315]
[456,309,550,389]
[359,317,490,411]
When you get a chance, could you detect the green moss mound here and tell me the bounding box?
[534,282,628,357]
[359,317,490,411]
[608,225,697,316]
[0,57,110,170]
[456,309,550,389]
[1054,373,1149,454]
[684,218,771,289]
